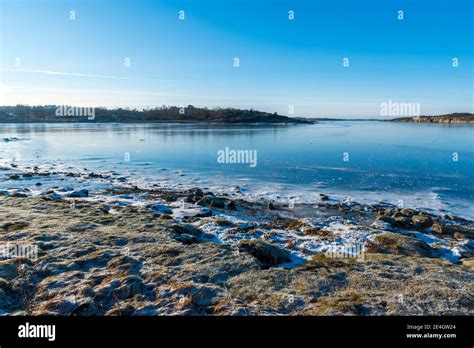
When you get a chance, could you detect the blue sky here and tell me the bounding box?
[0,0,472,117]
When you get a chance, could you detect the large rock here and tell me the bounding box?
[69,189,89,198]
[0,260,19,280]
[461,258,474,271]
[171,224,204,244]
[238,240,292,268]
[148,203,173,214]
[367,232,433,257]
[1,221,29,232]
[431,223,474,240]
[411,215,433,229]
[197,195,226,209]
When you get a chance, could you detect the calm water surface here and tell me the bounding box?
[1,121,473,218]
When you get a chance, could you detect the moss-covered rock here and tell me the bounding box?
[238,240,291,268]
[367,232,433,257]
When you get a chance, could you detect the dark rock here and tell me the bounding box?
[69,189,89,198]
[319,193,329,201]
[10,191,28,198]
[227,200,237,210]
[101,204,111,213]
[171,224,202,237]
[1,221,29,232]
[148,203,172,214]
[67,223,98,233]
[197,195,226,209]
[268,202,276,210]
[238,240,292,268]
[9,174,20,180]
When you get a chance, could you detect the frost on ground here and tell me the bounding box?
[0,163,473,315]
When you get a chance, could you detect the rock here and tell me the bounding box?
[411,215,433,229]
[171,224,204,244]
[57,186,74,192]
[227,200,237,210]
[319,193,329,201]
[172,224,202,237]
[174,208,212,219]
[268,202,276,210]
[35,182,42,186]
[367,232,433,257]
[376,215,396,225]
[188,188,204,199]
[454,232,465,240]
[431,223,474,239]
[400,208,415,216]
[113,275,147,300]
[461,258,474,270]
[100,204,111,213]
[197,195,226,209]
[9,174,20,180]
[10,191,28,198]
[69,189,89,198]
[0,260,19,280]
[238,240,292,268]
[370,220,395,231]
[1,221,29,232]
[67,223,98,233]
[393,216,411,228]
[22,173,33,178]
[148,203,173,214]
[303,227,332,237]
[43,193,62,201]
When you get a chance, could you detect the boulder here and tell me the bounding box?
[69,189,89,198]
[1,221,29,232]
[319,193,329,201]
[148,203,173,214]
[411,215,433,229]
[238,240,292,268]
[227,200,237,210]
[431,223,474,239]
[370,220,395,231]
[461,258,474,271]
[0,260,19,280]
[367,232,433,257]
[197,195,226,209]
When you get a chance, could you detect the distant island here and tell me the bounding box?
[389,113,474,124]
[0,105,315,124]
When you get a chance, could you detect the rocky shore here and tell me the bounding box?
[0,163,473,316]
[390,113,474,124]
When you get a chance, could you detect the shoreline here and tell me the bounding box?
[0,162,473,315]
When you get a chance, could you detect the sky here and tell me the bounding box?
[0,0,472,118]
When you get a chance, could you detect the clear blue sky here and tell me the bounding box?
[0,0,472,117]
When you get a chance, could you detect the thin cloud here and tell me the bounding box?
[0,68,175,82]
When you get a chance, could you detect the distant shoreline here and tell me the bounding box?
[0,105,315,124]
[388,113,474,124]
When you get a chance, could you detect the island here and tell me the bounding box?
[0,105,315,124]
[390,113,474,124]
